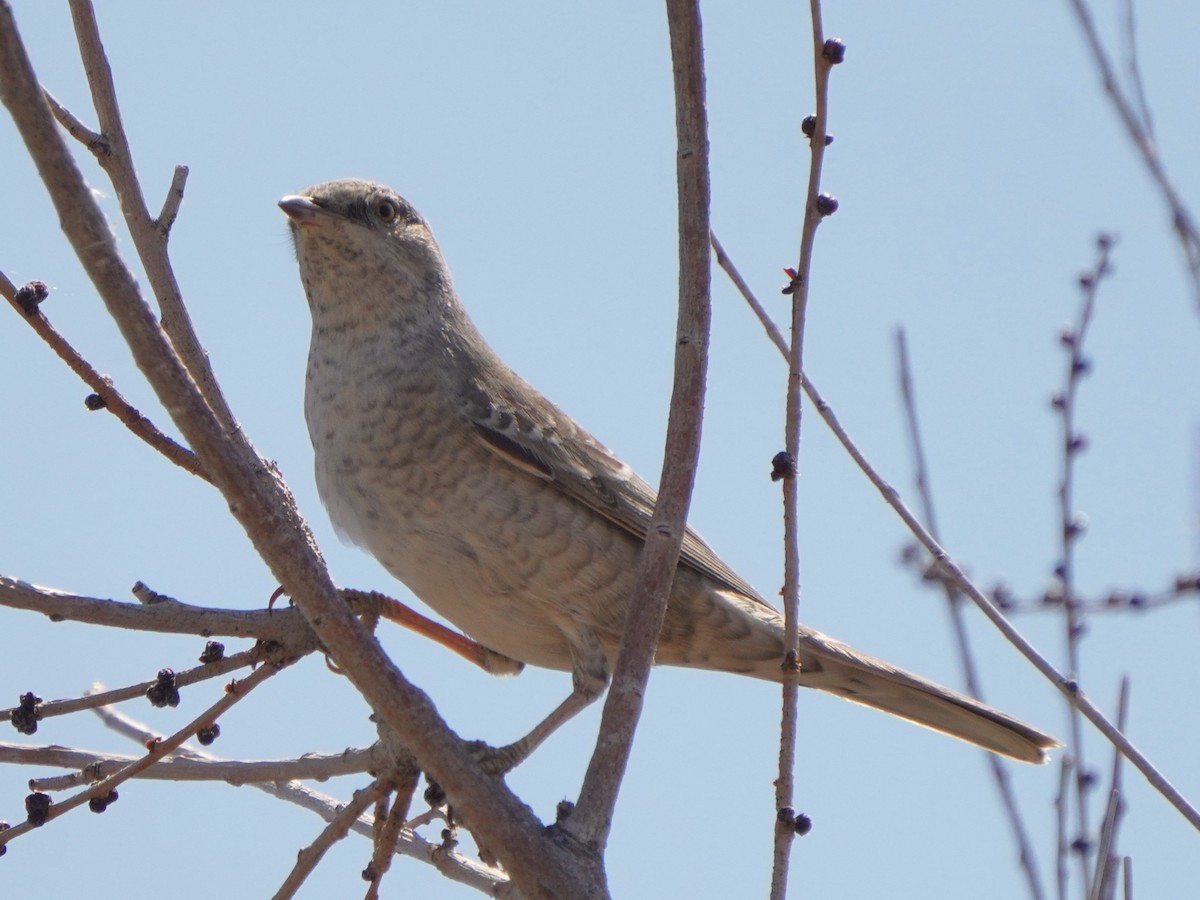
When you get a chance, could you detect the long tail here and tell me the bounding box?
[669,588,1061,763]
[790,628,1061,764]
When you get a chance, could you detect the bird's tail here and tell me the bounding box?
[672,589,1061,763]
[786,628,1061,763]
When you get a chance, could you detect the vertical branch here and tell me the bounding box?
[570,0,711,849]
[771,3,841,896]
[1053,234,1113,894]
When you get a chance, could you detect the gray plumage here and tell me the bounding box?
[281,178,1059,764]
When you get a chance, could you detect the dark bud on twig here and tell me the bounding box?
[1128,592,1147,609]
[198,641,226,664]
[84,393,107,411]
[770,451,797,482]
[1050,392,1066,410]
[361,861,378,883]
[196,724,221,746]
[991,583,1013,610]
[423,778,446,808]
[1078,273,1095,290]
[822,38,846,64]
[88,790,118,813]
[1070,837,1093,855]
[1175,572,1200,592]
[1072,356,1091,376]
[146,668,180,708]
[555,800,575,823]
[1065,514,1087,540]
[815,193,839,217]
[25,792,51,827]
[800,115,834,145]
[793,812,813,836]
[0,821,9,855]
[11,692,42,735]
[1078,769,1098,790]
[1068,434,1088,454]
[1058,328,1077,347]
[15,281,48,316]
[1096,232,1115,251]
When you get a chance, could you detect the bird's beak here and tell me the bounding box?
[278,194,322,225]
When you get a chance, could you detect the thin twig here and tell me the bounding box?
[67,0,239,430]
[90,705,508,894]
[365,769,420,899]
[0,645,267,726]
[1089,678,1131,900]
[1054,235,1114,896]
[771,6,839,896]
[895,328,1045,900]
[0,273,210,481]
[1064,0,1200,313]
[0,656,286,851]
[571,0,712,850]
[156,164,188,236]
[12,743,381,790]
[710,231,788,356]
[273,778,392,900]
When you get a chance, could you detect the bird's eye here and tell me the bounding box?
[374,198,399,223]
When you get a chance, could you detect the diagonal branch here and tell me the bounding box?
[1,272,209,481]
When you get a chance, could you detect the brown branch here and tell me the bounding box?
[365,768,420,899]
[0,274,210,481]
[0,576,518,678]
[0,645,268,727]
[770,8,841,896]
[0,653,288,852]
[570,0,711,854]
[9,743,381,789]
[273,779,392,900]
[66,0,238,430]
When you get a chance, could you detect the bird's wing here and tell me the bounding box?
[458,371,769,606]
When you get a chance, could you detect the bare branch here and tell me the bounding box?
[0,275,209,481]
[0,655,286,852]
[770,7,842,893]
[156,164,188,236]
[571,0,712,853]
[66,0,238,428]
[92,704,508,894]
[273,779,392,900]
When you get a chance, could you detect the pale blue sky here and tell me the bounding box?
[2,2,1198,898]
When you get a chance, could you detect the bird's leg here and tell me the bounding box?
[477,627,610,775]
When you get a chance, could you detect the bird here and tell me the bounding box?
[280,178,1059,767]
